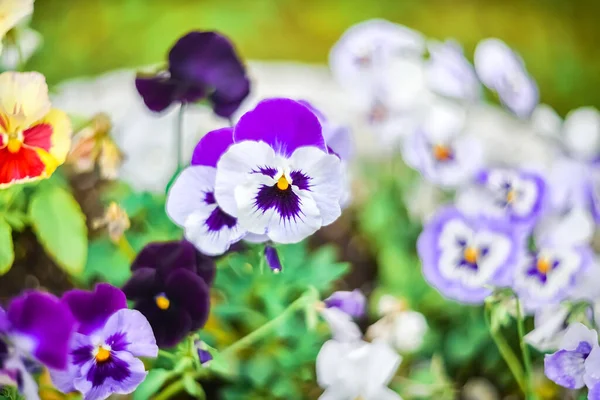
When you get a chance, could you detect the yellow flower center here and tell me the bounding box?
[463,247,478,264]
[95,346,111,363]
[433,144,452,161]
[506,190,517,203]
[536,257,551,274]
[6,132,23,153]
[276,176,289,191]
[155,294,170,310]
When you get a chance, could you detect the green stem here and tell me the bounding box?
[175,104,185,171]
[484,303,526,394]
[158,349,176,361]
[516,298,537,400]
[116,235,136,262]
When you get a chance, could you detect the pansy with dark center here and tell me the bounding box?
[167,127,245,256]
[214,98,344,244]
[121,240,215,348]
[417,207,518,304]
[135,31,250,118]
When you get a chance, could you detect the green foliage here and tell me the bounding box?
[133,369,171,400]
[0,386,24,400]
[183,373,206,398]
[0,217,14,275]
[29,185,88,276]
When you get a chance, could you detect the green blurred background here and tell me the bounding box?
[30,0,600,116]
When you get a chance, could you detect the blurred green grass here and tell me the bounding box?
[30,0,600,115]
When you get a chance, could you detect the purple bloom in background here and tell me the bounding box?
[167,127,245,255]
[474,38,538,118]
[135,31,250,118]
[122,240,215,347]
[513,208,595,312]
[402,100,483,187]
[544,322,598,390]
[417,207,519,304]
[214,98,344,243]
[426,40,481,101]
[324,290,366,318]
[456,167,547,231]
[264,245,282,273]
[194,340,213,366]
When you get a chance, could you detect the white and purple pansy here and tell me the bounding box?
[544,322,598,390]
[166,127,246,256]
[402,100,483,187]
[474,38,538,119]
[417,206,519,304]
[426,39,481,101]
[456,167,547,230]
[513,209,595,311]
[214,98,344,244]
[51,284,158,400]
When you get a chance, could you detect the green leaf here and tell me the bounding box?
[83,238,131,286]
[0,218,13,276]
[245,354,275,386]
[133,369,170,400]
[29,186,88,275]
[183,374,206,399]
[3,211,27,232]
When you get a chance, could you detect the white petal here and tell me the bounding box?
[184,210,245,256]
[536,207,594,246]
[524,305,569,351]
[563,106,600,161]
[215,141,276,216]
[474,38,523,88]
[316,340,346,388]
[422,99,466,143]
[166,166,216,226]
[320,307,362,343]
[267,189,322,243]
[234,174,277,235]
[243,232,269,243]
[560,322,598,352]
[364,340,402,391]
[392,311,428,353]
[531,104,562,138]
[290,147,343,225]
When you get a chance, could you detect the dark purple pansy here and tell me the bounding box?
[135,31,250,118]
[122,240,215,347]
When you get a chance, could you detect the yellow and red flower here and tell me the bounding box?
[0,71,72,188]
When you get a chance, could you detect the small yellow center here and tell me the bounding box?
[276,176,289,191]
[506,190,517,203]
[95,347,111,363]
[536,257,552,274]
[463,247,478,264]
[7,138,21,153]
[433,144,452,161]
[155,295,170,310]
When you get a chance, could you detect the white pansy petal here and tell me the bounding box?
[316,340,346,388]
[234,174,277,235]
[290,147,343,225]
[184,210,244,256]
[537,207,594,246]
[267,189,322,243]
[215,141,277,216]
[392,311,428,353]
[531,104,562,138]
[364,340,402,392]
[320,307,362,343]
[166,166,216,226]
[524,305,569,351]
[560,322,598,352]
[474,38,522,88]
[563,106,600,161]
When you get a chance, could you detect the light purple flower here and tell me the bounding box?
[324,290,366,318]
[166,127,246,255]
[214,98,344,243]
[585,346,600,399]
[544,322,597,390]
[426,40,481,101]
[456,167,547,231]
[195,340,213,366]
[402,100,483,187]
[513,209,595,311]
[474,38,538,118]
[417,207,519,304]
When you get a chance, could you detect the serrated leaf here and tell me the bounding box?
[29,186,87,275]
[183,374,205,399]
[0,218,14,276]
[133,369,170,400]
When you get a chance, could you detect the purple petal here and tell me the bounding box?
[234,98,327,157]
[7,291,75,369]
[209,79,250,118]
[62,284,127,335]
[191,127,235,167]
[130,240,197,276]
[589,383,600,400]
[164,269,211,331]
[324,290,366,318]
[134,298,192,348]
[264,245,282,272]
[100,309,158,358]
[122,267,160,300]
[135,74,178,113]
[168,31,249,113]
[544,347,588,389]
[0,307,9,332]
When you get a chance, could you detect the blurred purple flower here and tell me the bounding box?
[214,98,344,244]
[264,245,282,273]
[324,290,366,318]
[135,31,250,118]
[417,207,519,304]
[122,240,215,348]
[194,340,213,366]
[167,127,245,256]
[474,38,538,118]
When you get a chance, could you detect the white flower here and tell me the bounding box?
[316,338,402,400]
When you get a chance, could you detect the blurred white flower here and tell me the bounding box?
[0,0,33,54]
[316,338,402,400]
[1,25,41,69]
[524,304,569,352]
[320,307,362,343]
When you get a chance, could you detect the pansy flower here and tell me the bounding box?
[513,209,595,311]
[214,98,344,243]
[136,31,250,118]
[50,284,157,400]
[122,240,215,347]
[474,38,538,118]
[426,40,481,101]
[323,290,366,318]
[402,100,483,187]
[167,127,245,255]
[456,167,547,231]
[544,322,598,391]
[0,71,72,188]
[417,206,519,304]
